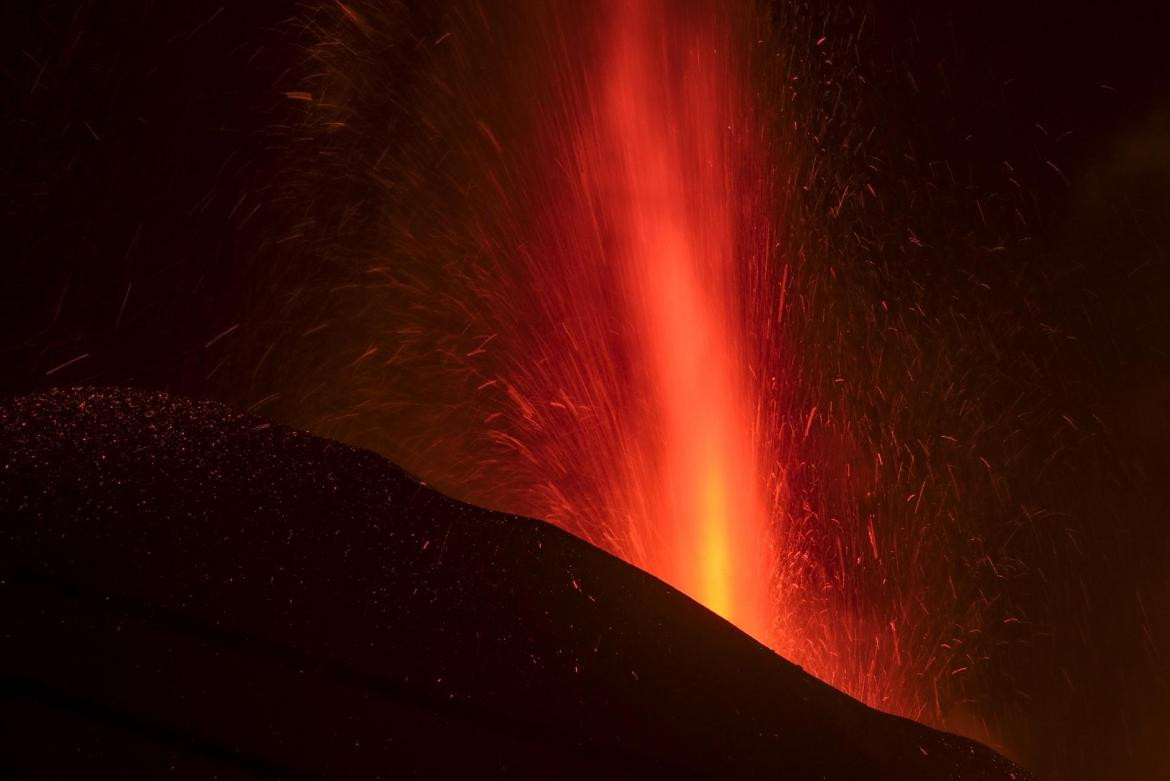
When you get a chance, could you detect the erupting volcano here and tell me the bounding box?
[294,0,998,734]
[6,0,1168,776]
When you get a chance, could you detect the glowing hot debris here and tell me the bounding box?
[585,0,778,643]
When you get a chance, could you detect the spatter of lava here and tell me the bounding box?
[538,0,780,644]
[265,0,1036,752]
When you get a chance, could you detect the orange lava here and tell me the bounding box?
[575,0,778,644]
[298,0,1033,746]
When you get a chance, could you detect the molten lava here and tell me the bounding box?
[584,0,777,642]
[294,0,1030,750]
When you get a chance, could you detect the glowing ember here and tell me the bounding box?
[280,0,1030,754]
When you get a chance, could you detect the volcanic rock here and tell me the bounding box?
[0,387,1029,779]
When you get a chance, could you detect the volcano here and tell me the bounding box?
[0,388,1028,779]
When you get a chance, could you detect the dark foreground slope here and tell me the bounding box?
[0,388,1028,779]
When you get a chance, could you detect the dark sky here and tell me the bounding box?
[2,2,1168,778]
[3,1,1167,395]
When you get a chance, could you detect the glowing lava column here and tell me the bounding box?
[593,0,778,644]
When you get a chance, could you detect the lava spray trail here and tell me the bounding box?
[275,0,1033,750]
[568,0,778,641]
[290,0,797,668]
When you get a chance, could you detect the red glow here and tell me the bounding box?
[581,0,777,643]
[300,0,1021,748]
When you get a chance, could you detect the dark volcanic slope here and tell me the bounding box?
[0,388,1028,779]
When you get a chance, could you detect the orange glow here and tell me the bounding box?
[586,0,777,643]
[299,0,1039,747]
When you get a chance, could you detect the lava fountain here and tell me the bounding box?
[562,0,779,642]
[304,0,789,646]
[285,0,1020,746]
